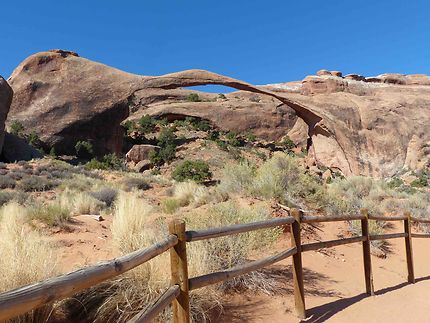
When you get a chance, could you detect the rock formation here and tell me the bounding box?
[0,76,13,155]
[6,50,430,177]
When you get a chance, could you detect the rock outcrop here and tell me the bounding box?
[6,50,430,177]
[266,73,430,177]
[0,76,13,155]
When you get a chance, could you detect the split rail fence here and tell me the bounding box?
[0,208,428,322]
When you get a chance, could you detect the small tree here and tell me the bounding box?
[75,141,94,159]
[172,160,212,182]
[138,115,156,134]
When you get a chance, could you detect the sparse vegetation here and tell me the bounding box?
[75,140,94,159]
[161,197,180,214]
[172,160,212,183]
[85,153,124,170]
[9,120,25,137]
[186,93,201,102]
[89,187,118,207]
[0,202,57,322]
[149,127,177,165]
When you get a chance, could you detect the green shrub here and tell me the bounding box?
[9,121,25,137]
[29,204,72,227]
[215,139,228,151]
[122,120,137,135]
[85,154,124,171]
[27,132,40,147]
[411,175,428,188]
[280,136,295,150]
[244,131,256,142]
[172,160,212,183]
[208,130,220,141]
[150,127,177,165]
[219,162,255,194]
[226,132,241,147]
[138,115,157,134]
[185,117,211,131]
[387,177,403,189]
[186,93,201,102]
[75,141,94,159]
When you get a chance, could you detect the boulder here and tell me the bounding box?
[316,69,332,76]
[0,76,13,154]
[344,74,366,82]
[126,144,160,164]
[330,71,343,77]
[2,132,43,162]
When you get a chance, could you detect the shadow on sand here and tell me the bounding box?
[303,275,430,322]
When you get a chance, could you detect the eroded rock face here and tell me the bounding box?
[7,51,430,177]
[0,76,13,154]
[8,50,140,156]
[267,72,430,177]
[8,51,307,156]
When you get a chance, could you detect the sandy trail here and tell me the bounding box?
[50,216,430,322]
[219,221,430,323]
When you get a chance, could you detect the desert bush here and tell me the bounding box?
[9,120,25,137]
[172,160,212,183]
[18,175,57,192]
[150,127,177,165]
[58,190,105,215]
[0,202,58,322]
[186,93,201,102]
[138,115,157,134]
[280,136,295,150]
[0,175,16,189]
[89,188,118,207]
[160,197,180,214]
[85,154,124,171]
[122,177,151,191]
[219,162,255,194]
[325,176,394,217]
[0,162,6,169]
[186,201,281,293]
[0,192,13,206]
[250,152,324,207]
[68,193,277,321]
[226,131,241,147]
[171,181,228,208]
[75,140,94,159]
[29,203,72,227]
[7,170,25,180]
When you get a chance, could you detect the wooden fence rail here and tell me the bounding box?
[0,208,429,322]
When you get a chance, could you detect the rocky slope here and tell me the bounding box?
[5,51,430,177]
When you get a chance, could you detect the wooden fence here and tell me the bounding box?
[0,208,429,322]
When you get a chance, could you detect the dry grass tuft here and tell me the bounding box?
[0,202,57,322]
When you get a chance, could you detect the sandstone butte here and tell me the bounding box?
[1,50,429,178]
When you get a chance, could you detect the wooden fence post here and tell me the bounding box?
[169,219,191,323]
[404,211,415,284]
[291,208,306,319]
[360,209,374,296]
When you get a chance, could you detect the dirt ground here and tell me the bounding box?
[50,216,430,322]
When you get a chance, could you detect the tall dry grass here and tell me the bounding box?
[0,202,57,322]
[66,192,279,322]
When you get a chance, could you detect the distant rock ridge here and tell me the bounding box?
[4,50,430,177]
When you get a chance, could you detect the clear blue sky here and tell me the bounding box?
[1,0,429,87]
